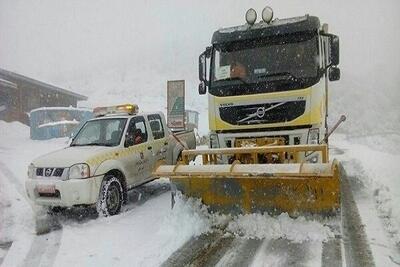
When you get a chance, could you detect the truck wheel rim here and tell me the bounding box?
[107,184,120,213]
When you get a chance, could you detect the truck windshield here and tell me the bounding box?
[71,118,127,147]
[210,34,319,96]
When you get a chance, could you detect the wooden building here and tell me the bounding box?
[0,68,87,125]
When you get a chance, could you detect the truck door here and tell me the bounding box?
[147,114,168,167]
[124,116,152,185]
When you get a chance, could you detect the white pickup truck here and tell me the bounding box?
[25,104,195,216]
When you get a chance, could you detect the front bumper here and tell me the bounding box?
[25,175,104,207]
[214,128,311,147]
[213,127,322,163]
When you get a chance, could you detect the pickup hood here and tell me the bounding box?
[32,146,114,168]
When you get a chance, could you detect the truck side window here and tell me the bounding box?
[148,114,165,140]
[126,116,148,145]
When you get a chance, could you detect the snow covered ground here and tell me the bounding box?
[330,133,400,265]
[1,121,400,266]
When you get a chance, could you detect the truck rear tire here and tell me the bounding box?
[96,175,124,216]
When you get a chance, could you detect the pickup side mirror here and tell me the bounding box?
[328,66,340,81]
[329,35,340,66]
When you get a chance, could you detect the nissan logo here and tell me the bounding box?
[45,168,53,177]
[256,107,266,118]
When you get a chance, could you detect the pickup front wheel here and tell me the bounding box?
[97,175,124,216]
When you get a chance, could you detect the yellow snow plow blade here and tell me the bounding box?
[154,144,340,215]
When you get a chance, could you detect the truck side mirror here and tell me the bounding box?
[328,67,340,81]
[198,81,207,95]
[329,35,339,66]
[199,52,207,82]
[199,46,211,86]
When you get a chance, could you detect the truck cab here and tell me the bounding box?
[26,104,195,216]
[198,8,340,162]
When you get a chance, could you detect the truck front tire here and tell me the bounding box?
[96,175,124,216]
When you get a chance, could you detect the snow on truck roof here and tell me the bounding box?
[212,15,320,44]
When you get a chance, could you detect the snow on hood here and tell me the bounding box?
[32,146,113,167]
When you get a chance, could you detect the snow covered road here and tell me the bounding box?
[161,168,375,267]
[1,122,400,266]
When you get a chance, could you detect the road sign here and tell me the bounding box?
[167,80,185,130]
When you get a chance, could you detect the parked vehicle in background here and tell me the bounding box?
[29,107,93,140]
[26,104,195,216]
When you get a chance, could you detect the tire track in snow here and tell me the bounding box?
[0,160,63,267]
[250,239,321,266]
[161,232,227,267]
[321,236,343,267]
[340,164,375,267]
[216,238,263,266]
[163,232,329,266]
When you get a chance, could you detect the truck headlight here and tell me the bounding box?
[69,163,90,179]
[308,128,320,144]
[27,164,35,179]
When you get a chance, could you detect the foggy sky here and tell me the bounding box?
[1,0,399,85]
[1,0,400,133]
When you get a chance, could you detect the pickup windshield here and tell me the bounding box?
[210,34,319,96]
[71,118,127,147]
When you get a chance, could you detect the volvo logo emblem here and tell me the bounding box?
[45,168,53,177]
[237,101,287,124]
[256,107,266,118]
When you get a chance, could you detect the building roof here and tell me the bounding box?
[0,78,18,90]
[0,68,88,100]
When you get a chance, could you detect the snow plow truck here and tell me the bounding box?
[155,7,344,216]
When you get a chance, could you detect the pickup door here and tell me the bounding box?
[123,116,153,186]
[147,114,169,164]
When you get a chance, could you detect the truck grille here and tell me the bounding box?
[36,167,64,177]
[219,100,306,125]
[53,168,64,177]
[36,168,43,176]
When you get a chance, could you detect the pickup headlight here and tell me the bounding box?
[27,164,35,179]
[69,163,90,179]
[308,128,320,145]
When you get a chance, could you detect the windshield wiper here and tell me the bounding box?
[216,76,249,85]
[257,72,297,81]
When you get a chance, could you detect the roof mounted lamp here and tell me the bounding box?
[262,6,273,23]
[245,8,257,25]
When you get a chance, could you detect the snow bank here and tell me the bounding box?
[169,193,334,243]
[331,134,400,246]
[159,195,213,240]
[55,190,213,267]
[0,120,68,265]
[0,120,30,142]
[226,213,333,243]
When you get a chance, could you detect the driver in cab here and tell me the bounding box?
[224,52,248,79]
